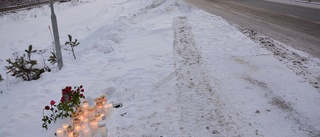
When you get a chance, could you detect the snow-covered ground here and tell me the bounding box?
[0,0,320,136]
[266,0,320,9]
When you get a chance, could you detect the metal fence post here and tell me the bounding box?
[50,0,63,70]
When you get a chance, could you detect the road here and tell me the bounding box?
[185,0,320,58]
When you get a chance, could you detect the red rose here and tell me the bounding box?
[80,85,83,88]
[61,97,65,103]
[50,100,56,106]
[45,106,50,110]
[81,89,84,92]
[80,94,84,97]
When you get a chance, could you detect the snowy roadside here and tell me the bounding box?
[266,0,320,9]
[0,0,320,137]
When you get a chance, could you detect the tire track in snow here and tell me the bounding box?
[172,16,242,136]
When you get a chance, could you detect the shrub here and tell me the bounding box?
[65,34,80,59]
[6,45,49,81]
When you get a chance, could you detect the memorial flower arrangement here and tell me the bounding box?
[42,85,86,130]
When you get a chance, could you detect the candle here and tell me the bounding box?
[62,123,69,132]
[96,101,104,113]
[83,127,92,137]
[73,132,80,137]
[56,128,64,137]
[100,95,107,105]
[76,106,82,111]
[104,104,113,116]
[71,112,78,119]
[67,125,75,137]
[95,113,102,122]
[89,118,98,134]
[98,122,107,137]
[77,110,85,122]
[88,106,95,119]
[75,125,81,132]
[72,118,81,126]
[83,100,89,112]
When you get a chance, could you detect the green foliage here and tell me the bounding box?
[65,34,80,59]
[6,45,47,81]
[48,52,57,64]
[42,85,85,130]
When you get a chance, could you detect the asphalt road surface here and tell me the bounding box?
[185,0,320,58]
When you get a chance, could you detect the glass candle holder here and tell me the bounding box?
[75,125,81,133]
[62,123,69,132]
[89,118,98,134]
[98,122,107,137]
[88,106,95,119]
[56,128,64,137]
[71,112,78,119]
[95,113,102,122]
[76,106,82,111]
[96,101,104,114]
[72,118,81,126]
[100,95,107,105]
[83,127,92,137]
[77,110,85,123]
[73,132,80,137]
[83,100,89,112]
[67,125,75,137]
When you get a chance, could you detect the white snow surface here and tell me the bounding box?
[0,0,320,137]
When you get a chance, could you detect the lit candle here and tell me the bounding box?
[56,128,64,137]
[100,95,107,105]
[98,122,107,137]
[96,101,104,113]
[88,106,95,119]
[71,112,78,119]
[104,104,113,116]
[83,100,89,112]
[82,119,89,125]
[83,127,92,137]
[77,110,85,122]
[89,118,98,134]
[95,113,102,122]
[73,132,80,137]
[67,125,75,137]
[62,123,69,132]
[72,118,81,126]
[75,125,81,132]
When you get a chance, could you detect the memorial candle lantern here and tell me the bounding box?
[96,101,104,113]
[89,118,98,134]
[75,125,81,133]
[104,103,113,116]
[100,95,107,105]
[71,112,78,119]
[67,125,75,137]
[88,106,95,119]
[83,127,92,137]
[98,122,107,137]
[56,128,64,137]
[83,100,89,112]
[95,113,102,122]
[77,110,85,122]
[72,118,81,127]
[73,132,80,137]
[76,106,82,111]
[62,123,69,132]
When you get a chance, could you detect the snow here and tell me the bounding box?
[0,0,320,137]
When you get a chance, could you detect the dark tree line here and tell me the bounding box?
[0,0,47,8]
